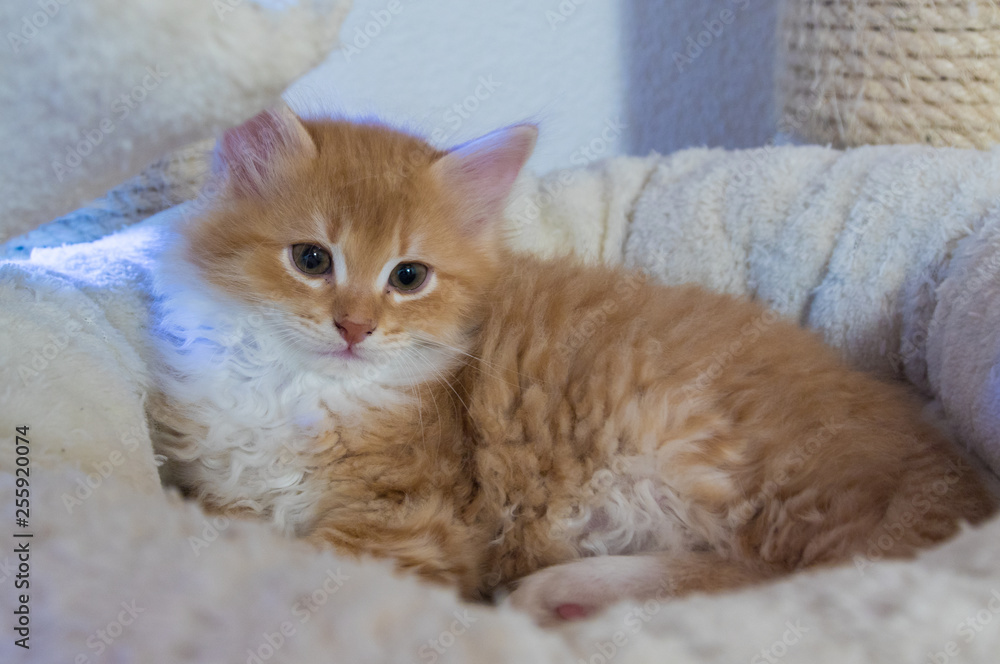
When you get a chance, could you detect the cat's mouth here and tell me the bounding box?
[325,347,362,360]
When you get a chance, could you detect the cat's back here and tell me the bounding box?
[466,252,990,479]
[461,253,995,589]
[469,252,820,397]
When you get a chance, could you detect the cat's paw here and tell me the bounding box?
[506,555,669,627]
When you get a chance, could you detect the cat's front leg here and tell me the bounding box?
[305,497,484,599]
[507,553,771,626]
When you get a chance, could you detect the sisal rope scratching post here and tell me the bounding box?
[778,0,1000,148]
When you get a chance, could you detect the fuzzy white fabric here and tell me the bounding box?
[4,143,1000,661]
[0,0,350,243]
[0,140,213,261]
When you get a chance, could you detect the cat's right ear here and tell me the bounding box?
[212,103,317,197]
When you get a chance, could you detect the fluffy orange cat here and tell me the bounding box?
[150,105,996,624]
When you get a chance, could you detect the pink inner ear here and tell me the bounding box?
[214,104,317,197]
[433,124,537,234]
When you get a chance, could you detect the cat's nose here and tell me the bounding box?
[335,318,376,346]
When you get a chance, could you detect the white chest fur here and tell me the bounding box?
[150,264,413,535]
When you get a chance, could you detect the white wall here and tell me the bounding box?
[288,0,777,175]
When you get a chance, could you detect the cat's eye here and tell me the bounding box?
[389,262,429,292]
[291,244,332,276]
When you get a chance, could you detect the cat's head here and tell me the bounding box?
[178,104,536,383]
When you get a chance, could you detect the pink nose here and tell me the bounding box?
[335,318,375,346]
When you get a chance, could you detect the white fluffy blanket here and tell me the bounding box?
[3,143,1000,663]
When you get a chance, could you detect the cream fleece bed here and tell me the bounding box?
[4,2,1000,663]
[4,145,1000,664]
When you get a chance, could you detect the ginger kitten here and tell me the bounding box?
[150,105,996,624]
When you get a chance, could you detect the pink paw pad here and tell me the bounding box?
[554,603,592,621]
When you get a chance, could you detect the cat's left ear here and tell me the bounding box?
[432,124,537,234]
